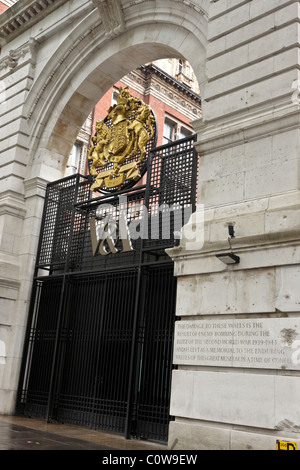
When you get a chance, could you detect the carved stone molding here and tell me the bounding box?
[193,100,300,154]
[122,0,207,18]
[0,38,37,74]
[27,21,100,120]
[0,190,26,219]
[92,0,125,38]
[24,176,49,198]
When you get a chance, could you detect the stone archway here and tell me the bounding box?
[0,0,209,417]
[26,21,208,183]
[4,0,300,451]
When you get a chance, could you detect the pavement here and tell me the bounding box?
[0,415,167,451]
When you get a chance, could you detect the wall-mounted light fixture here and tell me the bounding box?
[215,223,240,265]
[216,252,240,265]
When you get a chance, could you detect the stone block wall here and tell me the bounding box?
[168,0,300,450]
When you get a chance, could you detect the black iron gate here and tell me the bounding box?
[16,136,198,443]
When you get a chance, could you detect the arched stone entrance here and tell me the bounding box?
[0,0,208,422]
[2,0,300,450]
[27,27,207,181]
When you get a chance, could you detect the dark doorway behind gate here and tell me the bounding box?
[16,136,198,443]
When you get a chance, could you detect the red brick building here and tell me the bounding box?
[0,1,17,14]
[68,60,202,176]
[95,62,201,145]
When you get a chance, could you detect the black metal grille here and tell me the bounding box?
[145,136,198,251]
[132,265,177,441]
[17,136,198,443]
[54,270,138,432]
[18,277,63,418]
[37,175,90,272]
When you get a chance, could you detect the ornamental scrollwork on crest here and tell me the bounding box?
[88,87,157,192]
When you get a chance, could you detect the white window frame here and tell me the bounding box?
[163,115,193,144]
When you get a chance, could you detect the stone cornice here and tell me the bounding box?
[0,191,26,218]
[122,0,208,20]
[167,233,300,277]
[193,99,300,154]
[142,64,202,103]
[123,66,202,121]
[0,0,208,48]
[0,0,69,47]
[24,176,49,198]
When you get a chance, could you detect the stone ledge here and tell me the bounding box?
[168,419,300,450]
[0,278,19,301]
[168,234,300,277]
[168,420,230,450]
[193,100,300,154]
[0,192,26,219]
[166,198,300,275]
[0,0,68,47]
[24,176,48,199]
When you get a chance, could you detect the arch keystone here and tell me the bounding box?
[92,0,125,38]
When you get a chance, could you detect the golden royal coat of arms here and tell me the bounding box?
[88,87,157,192]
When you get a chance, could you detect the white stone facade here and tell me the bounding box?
[0,0,300,450]
[167,0,300,450]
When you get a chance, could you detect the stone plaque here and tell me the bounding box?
[173,319,300,370]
